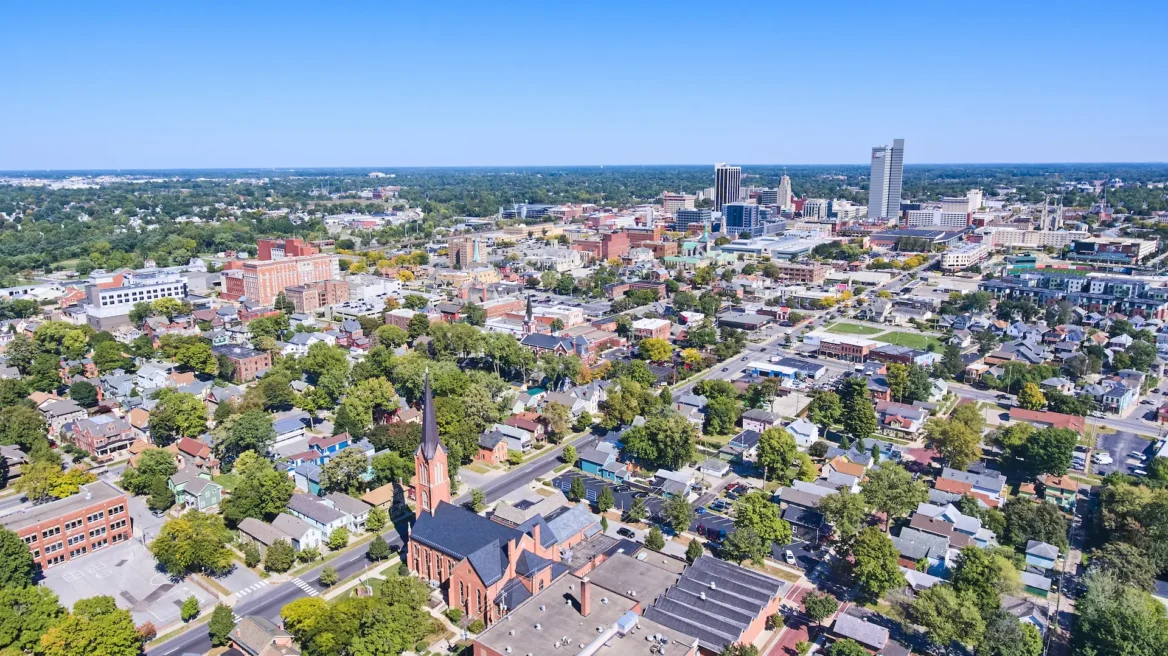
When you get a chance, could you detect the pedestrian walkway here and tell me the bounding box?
[291,577,319,597]
[235,580,269,598]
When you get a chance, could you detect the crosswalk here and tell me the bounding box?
[291,577,319,597]
[235,581,269,598]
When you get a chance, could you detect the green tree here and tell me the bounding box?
[686,539,704,563]
[885,363,910,403]
[150,510,233,575]
[860,462,928,530]
[977,608,1042,656]
[756,427,797,481]
[0,585,66,652]
[910,584,986,654]
[1090,541,1156,591]
[469,488,486,512]
[319,566,339,588]
[217,411,275,466]
[662,495,694,534]
[1013,427,1077,478]
[0,405,48,450]
[926,417,982,471]
[264,539,297,573]
[733,491,791,546]
[839,378,876,441]
[370,450,413,487]
[69,381,98,408]
[851,527,906,600]
[625,496,647,523]
[722,526,766,564]
[180,596,200,622]
[328,527,350,550]
[596,486,615,514]
[1074,572,1168,656]
[367,535,392,561]
[795,452,818,482]
[562,444,578,465]
[818,488,869,546]
[147,475,174,513]
[320,447,370,495]
[407,312,431,339]
[149,390,207,447]
[951,546,1019,616]
[175,340,217,375]
[242,541,261,568]
[801,591,839,626]
[940,343,965,379]
[568,477,586,502]
[1001,499,1068,550]
[543,402,572,442]
[638,337,673,363]
[704,396,741,435]
[365,505,389,532]
[208,604,236,647]
[645,526,666,551]
[221,451,295,525]
[621,413,697,470]
[374,324,408,348]
[39,595,140,656]
[0,526,36,588]
[828,639,870,656]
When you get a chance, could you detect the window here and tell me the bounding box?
[111,532,126,544]
[109,505,125,516]
[45,555,65,568]
[44,541,63,554]
[68,534,86,546]
[92,539,108,551]
[89,527,106,539]
[477,589,484,615]
[69,546,88,558]
[86,511,104,523]
[32,549,40,559]
[42,527,61,539]
[23,534,37,545]
[110,519,127,531]
[65,519,83,531]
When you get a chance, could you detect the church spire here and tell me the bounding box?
[419,369,443,461]
[525,294,533,322]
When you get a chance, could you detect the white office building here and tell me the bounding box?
[941,242,991,271]
[715,163,742,212]
[868,139,905,219]
[778,175,794,211]
[802,199,829,221]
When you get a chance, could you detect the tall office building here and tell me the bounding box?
[801,199,829,221]
[722,203,760,237]
[867,139,905,219]
[448,235,486,268]
[674,208,713,232]
[777,175,793,211]
[714,163,742,212]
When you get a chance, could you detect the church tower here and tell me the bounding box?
[522,294,535,335]
[413,371,450,517]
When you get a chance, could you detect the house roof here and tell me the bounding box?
[891,527,950,561]
[238,517,291,547]
[230,616,295,656]
[288,493,349,525]
[1026,540,1060,560]
[271,513,315,540]
[324,492,371,517]
[832,613,890,650]
[545,503,599,544]
[478,431,507,450]
[827,456,866,478]
[1040,474,1078,492]
[361,483,395,507]
[411,500,523,564]
[1008,408,1085,432]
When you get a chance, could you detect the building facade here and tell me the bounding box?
[714,163,742,212]
[285,280,350,313]
[1,481,131,569]
[723,203,760,237]
[221,253,340,305]
[868,139,905,219]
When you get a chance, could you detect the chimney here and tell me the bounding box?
[507,537,520,576]
[531,522,542,554]
[580,577,592,617]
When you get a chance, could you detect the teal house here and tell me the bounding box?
[169,469,223,511]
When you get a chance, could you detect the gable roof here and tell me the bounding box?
[411,501,523,561]
[832,613,889,650]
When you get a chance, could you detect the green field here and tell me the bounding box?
[874,331,946,351]
[825,322,885,336]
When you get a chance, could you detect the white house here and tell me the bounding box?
[786,418,819,448]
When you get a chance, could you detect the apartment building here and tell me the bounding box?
[662,192,695,212]
[980,271,1168,319]
[212,345,273,382]
[941,242,991,271]
[220,253,340,305]
[571,231,630,261]
[285,280,350,312]
[448,235,487,268]
[770,262,827,284]
[257,238,319,260]
[979,227,1087,249]
[1,481,131,569]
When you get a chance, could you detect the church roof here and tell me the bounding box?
[419,371,444,461]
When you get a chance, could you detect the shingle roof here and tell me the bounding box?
[892,527,950,560]
[1026,540,1060,560]
[238,517,291,546]
[271,513,315,540]
[832,613,890,650]
[324,492,370,517]
[545,504,598,544]
[288,493,348,525]
[410,501,522,561]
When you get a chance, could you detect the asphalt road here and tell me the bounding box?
[147,432,593,656]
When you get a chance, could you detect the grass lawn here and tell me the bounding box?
[463,462,495,475]
[825,322,885,336]
[874,330,946,351]
[213,472,241,493]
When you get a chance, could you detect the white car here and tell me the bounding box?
[1092,453,1113,465]
[784,550,797,565]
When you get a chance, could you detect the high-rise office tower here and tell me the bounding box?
[778,175,793,211]
[722,203,760,237]
[674,208,712,232]
[868,139,905,219]
[714,163,742,212]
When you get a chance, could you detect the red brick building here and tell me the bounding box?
[626,225,665,248]
[212,345,272,382]
[257,237,319,260]
[571,231,630,262]
[285,280,350,312]
[221,253,339,305]
[0,481,131,569]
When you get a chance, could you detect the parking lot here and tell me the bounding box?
[1092,431,1153,476]
[40,540,216,627]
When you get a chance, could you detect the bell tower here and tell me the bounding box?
[413,371,450,517]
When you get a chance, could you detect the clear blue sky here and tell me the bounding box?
[2,0,1165,169]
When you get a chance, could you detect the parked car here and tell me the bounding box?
[784,550,797,565]
[616,527,636,539]
[1130,451,1147,460]
[1093,453,1114,465]
[695,507,706,515]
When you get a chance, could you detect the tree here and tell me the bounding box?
[328,527,350,550]
[175,340,217,375]
[180,596,200,623]
[16,462,96,503]
[0,405,47,450]
[149,390,207,447]
[370,451,413,488]
[39,596,140,656]
[1074,572,1168,656]
[150,510,233,575]
[365,505,389,533]
[756,428,797,481]
[374,324,408,349]
[0,585,66,652]
[0,526,36,588]
[208,604,236,647]
[720,646,759,656]
[221,451,295,525]
[69,381,98,408]
[704,396,741,435]
[314,566,338,589]
[926,418,981,471]
[734,491,791,546]
[407,312,430,339]
[468,487,486,512]
[795,452,817,482]
[217,411,275,466]
[320,447,370,495]
[1013,427,1077,478]
[562,444,578,465]
[147,475,174,513]
[974,330,1000,356]
[910,585,986,654]
[686,539,704,563]
[851,527,905,600]
[1091,541,1156,591]
[659,495,692,534]
[839,378,876,442]
[818,488,869,546]
[885,363,910,403]
[828,639,870,656]
[621,413,697,470]
[367,535,393,561]
[596,486,615,514]
[951,546,1019,615]
[802,591,839,626]
[1016,383,1046,411]
[1001,499,1068,550]
[568,477,586,502]
[638,338,672,363]
[543,402,571,442]
[861,463,928,530]
[264,539,297,573]
[242,541,261,568]
[645,526,666,551]
[625,496,647,523]
[722,526,766,564]
[977,608,1042,656]
[940,343,965,379]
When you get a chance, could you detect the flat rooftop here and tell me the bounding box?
[477,573,697,656]
[585,553,687,607]
[0,481,123,531]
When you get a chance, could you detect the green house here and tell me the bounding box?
[169,469,223,511]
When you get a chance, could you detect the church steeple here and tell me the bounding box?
[414,370,450,516]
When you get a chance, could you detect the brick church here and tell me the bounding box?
[408,374,598,625]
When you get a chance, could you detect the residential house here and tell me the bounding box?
[40,398,87,435]
[323,492,371,533]
[720,429,761,462]
[1003,596,1050,635]
[576,442,629,481]
[786,418,819,448]
[504,412,546,443]
[1101,382,1138,414]
[1025,540,1060,573]
[287,493,351,535]
[741,408,782,433]
[939,468,1007,504]
[273,413,311,446]
[541,391,588,418]
[485,423,533,452]
[875,400,928,435]
[170,436,218,474]
[910,503,996,548]
[1039,475,1078,511]
[237,518,293,555]
[823,456,866,481]
[271,513,324,551]
[1040,377,1076,394]
[830,613,889,654]
[292,463,323,495]
[1008,408,1086,432]
[1021,571,1053,598]
[653,469,696,499]
[229,616,300,656]
[476,432,510,465]
[892,527,953,577]
[168,468,222,510]
[307,433,351,457]
[71,414,134,459]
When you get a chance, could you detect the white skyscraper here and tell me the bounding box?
[714,163,742,212]
[868,138,905,219]
[777,175,793,211]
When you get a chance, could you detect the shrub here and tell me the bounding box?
[208,605,235,647]
[445,608,464,623]
[264,539,296,573]
[297,547,321,563]
[319,566,338,587]
[136,622,158,643]
[328,527,350,550]
[468,619,485,633]
[180,595,199,622]
[242,542,261,568]
[367,535,391,561]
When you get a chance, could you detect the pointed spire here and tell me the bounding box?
[420,369,443,461]
[525,294,533,321]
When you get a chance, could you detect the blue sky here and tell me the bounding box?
[2,0,1165,169]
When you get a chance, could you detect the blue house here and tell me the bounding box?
[293,463,323,495]
[1025,540,1059,572]
[576,442,629,482]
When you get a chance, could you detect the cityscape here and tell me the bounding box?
[2,4,1168,656]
